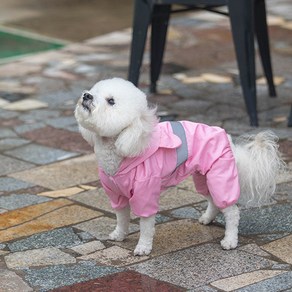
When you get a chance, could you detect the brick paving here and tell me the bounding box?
[0,2,291,291]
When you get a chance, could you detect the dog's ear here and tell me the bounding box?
[115,108,157,157]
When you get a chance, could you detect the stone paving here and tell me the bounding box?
[0,2,292,291]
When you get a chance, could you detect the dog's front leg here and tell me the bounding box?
[134,215,156,256]
[220,205,240,250]
[109,205,130,241]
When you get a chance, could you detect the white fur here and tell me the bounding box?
[75,78,284,255]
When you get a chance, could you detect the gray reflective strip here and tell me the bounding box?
[169,121,188,169]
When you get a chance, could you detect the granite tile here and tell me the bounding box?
[0,199,72,230]
[0,269,33,292]
[5,143,78,165]
[159,187,204,212]
[116,220,224,257]
[71,188,113,213]
[78,246,148,266]
[216,204,292,235]
[0,199,103,242]
[0,154,35,176]
[8,228,82,252]
[51,270,185,292]
[21,126,92,153]
[131,243,276,289]
[74,217,139,240]
[13,122,46,134]
[24,262,122,291]
[170,206,202,219]
[5,247,76,269]
[0,193,51,210]
[3,99,48,111]
[211,270,285,291]
[0,137,30,151]
[0,177,35,192]
[238,244,270,257]
[262,235,292,264]
[45,116,77,129]
[18,109,60,122]
[9,154,98,190]
[38,187,85,198]
[235,271,292,292]
[0,128,17,138]
[70,240,105,255]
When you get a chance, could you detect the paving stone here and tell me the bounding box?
[3,99,48,111]
[9,154,98,190]
[170,206,202,219]
[0,154,35,176]
[0,177,35,192]
[18,109,60,122]
[71,188,113,213]
[74,217,139,240]
[210,270,285,291]
[51,270,184,292]
[70,240,105,255]
[24,261,122,291]
[0,193,51,210]
[131,243,276,289]
[262,234,292,264]
[116,220,224,257]
[216,204,292,235]
[78,246,148,266]
[0,269,33,292]
[45,116,77,129]
[159,187,205,212]
[0,137,30,151]
[5,143,78,165]
[8,228,82,252]
[21,126,92,153]
[13,122,47,134]
[0,199,103,242]
[238,244,270,257]
[38,187,85,198]
[235,271,292,292]
[5,247,76,269]
[0,128,17,138]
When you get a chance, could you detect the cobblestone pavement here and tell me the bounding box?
[0,2,292,291]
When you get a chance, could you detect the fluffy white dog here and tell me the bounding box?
[75,78,284,256]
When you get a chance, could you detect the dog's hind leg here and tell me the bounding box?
[134,215,156,256]
[220,205,240,250]
[109,205,130,241]
[199,196,219,225]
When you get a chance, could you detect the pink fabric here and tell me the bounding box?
[99,121,240,217]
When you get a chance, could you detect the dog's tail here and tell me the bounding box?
[231,131,285,207]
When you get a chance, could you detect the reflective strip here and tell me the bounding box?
[169,121,188,169]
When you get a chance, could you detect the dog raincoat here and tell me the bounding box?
[99,121,240,217]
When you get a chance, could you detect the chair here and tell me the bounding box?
[128,0,277,126]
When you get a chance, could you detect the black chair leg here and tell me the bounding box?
[150,4,171,93]
[128,0,153,86]
[288,104,292,127]
[228,0,258,126]
[254,0,277,97]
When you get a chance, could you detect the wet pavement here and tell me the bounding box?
[0,1,292,291]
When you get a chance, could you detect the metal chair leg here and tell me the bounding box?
[254,0,277,97]
[128,0,153,86]
[150,4,171,93]
[228,0,258,126]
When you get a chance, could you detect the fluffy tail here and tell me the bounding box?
[232,131,285,207]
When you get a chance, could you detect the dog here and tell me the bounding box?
[75,77,284,256]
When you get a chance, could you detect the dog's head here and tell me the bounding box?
[75,78,157,157]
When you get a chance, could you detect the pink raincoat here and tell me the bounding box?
[99,121,240,217]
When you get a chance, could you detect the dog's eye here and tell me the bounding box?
[106,98,115,106]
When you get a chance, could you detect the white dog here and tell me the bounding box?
[75,78,284,256]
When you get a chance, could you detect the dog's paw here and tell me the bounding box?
[220,237,238,250]
[198,214,213,225]
[134,243,152,256]
[109,229,127,242]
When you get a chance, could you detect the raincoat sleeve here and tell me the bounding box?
[129,176,162,217]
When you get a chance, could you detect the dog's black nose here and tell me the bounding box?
[83,92,93,101]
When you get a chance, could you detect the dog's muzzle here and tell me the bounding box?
[82,93,93,112]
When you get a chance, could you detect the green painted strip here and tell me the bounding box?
[0,30,64,59]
